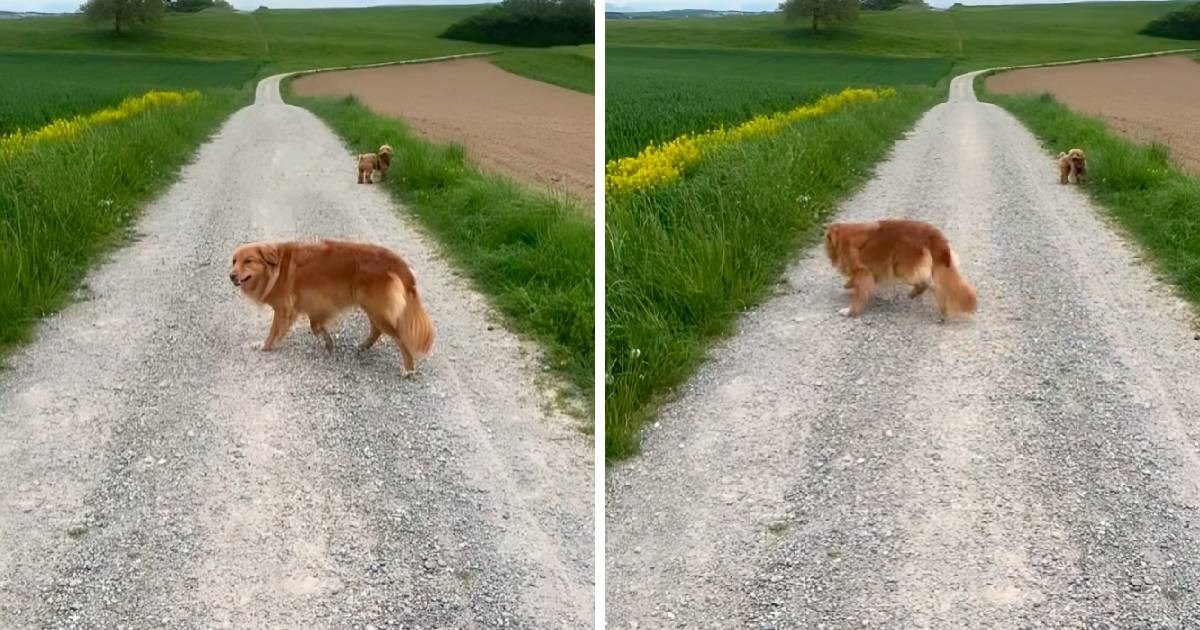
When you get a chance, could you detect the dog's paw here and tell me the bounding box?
[838,307,853,317]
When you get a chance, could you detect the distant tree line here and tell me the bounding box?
[1140,2,1200,40]
[440,0,594,47]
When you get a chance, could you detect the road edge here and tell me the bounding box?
[957,47,1200,101]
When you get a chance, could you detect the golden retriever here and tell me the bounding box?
[1058,148,1087,184]
[357,144,394,184]
[229,239,435,376]
[824,219,977,319]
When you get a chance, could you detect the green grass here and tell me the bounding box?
[0,88,249,355]
[0,7,494,70]
[492,45,595,93]
[607,1,1191,71]
[0,51,259,134]
[605,88,941,458]
[607,47,950,158]
[286,87,594,400]
[978,86,1200,313]
[0,7,589,77]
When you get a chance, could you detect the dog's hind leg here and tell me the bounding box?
[398,341,416,377]
[309,318,334,352]
[358,317,384,351]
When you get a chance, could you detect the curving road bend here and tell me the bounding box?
[607,69,1200,628]
[0,71,592,628]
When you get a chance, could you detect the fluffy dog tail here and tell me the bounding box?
[929,236,977,317]
[392,274,435,359]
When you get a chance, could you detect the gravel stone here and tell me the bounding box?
[0,73,592,628]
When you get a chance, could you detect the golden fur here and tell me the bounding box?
[229,239,435,376]
[357,144,394,184]
[824,219,977,319]
[1058,148,1087,185]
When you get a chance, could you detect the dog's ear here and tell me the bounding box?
[259,243,280,267]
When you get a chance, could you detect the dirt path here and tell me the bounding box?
[291,57,594,202]
[607,68,1200,628]
[0,72,592,628]
[986,53,1200,174]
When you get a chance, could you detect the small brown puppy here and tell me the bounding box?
[825,219,977,319]
[1058,148,1087,184]
[356,144,394,184]
[230,239,435,376]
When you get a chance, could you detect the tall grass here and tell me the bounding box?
[979,88,1200,308]
[605,88,939,458]
[0,51,258,134]
[606,47,949,158]
[0,89,248,355]
[285,87,594,401]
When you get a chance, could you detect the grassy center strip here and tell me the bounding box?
[605,87,897,196]
[978,82,1200,312]
[284,86,594,406]
[605,87,940,459]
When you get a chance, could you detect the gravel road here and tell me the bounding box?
[0,72,592,629]
[607,69,1200,628]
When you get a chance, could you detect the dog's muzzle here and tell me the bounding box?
[229,272,241,286]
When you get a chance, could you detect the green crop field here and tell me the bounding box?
[0,7,593,82]
[0,52,259,135]
[607,1,1190,70]
[494,45,596,93]
[0,7,492,69]
[607,47,950,158]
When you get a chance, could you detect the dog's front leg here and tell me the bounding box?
[262,308,295,351]
[840,271,875,317]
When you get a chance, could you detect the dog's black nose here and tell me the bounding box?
[229,273,239,285]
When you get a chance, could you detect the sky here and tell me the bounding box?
[609,0,1160,11]
[0,0,484,12]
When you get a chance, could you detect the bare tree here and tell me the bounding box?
[80,0,164,36]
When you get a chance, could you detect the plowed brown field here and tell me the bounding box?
[292,57,594,200]
[986,54,1200,174]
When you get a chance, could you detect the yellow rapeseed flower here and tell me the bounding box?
[0,90,200,158]
[606,87,897,197]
